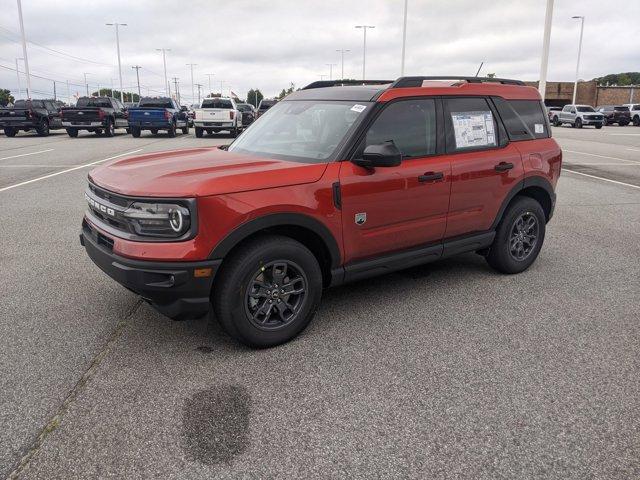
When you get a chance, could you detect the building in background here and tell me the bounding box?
[526,81,639,107]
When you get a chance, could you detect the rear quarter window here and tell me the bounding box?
[509,100,549,139]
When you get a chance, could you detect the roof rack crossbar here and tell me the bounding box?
[390,76,525,88]
[302,79,394,90]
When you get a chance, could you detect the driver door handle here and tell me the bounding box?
[494,162,514,172]
[418,171,444,183]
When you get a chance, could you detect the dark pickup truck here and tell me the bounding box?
[61,96,129,137]
[596,105,631,126]
[0,99,63,137]
[127,97,189,137]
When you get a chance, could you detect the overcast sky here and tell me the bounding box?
[0,0,638,103]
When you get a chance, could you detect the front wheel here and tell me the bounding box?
[131,127,141,138]
[213,235,323,348]
[181,125,189,134]
[575,118,583,128]
[167,123,176,138]
[633,116,640,126]
[66,128,78,137]
[104,119,115,137]
[195,127,203,138]
[4,127,17,137]
[486,196,546,274]
[36,120,50,136]
[595,124,603,129]
[552,116,560,127]
[619,121,629,126]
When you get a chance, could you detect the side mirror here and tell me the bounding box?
[353,141,402,169]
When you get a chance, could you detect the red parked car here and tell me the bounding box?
[80,76,562,347]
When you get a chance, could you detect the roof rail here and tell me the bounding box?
[302,79,394,90]
[390,76,525,88]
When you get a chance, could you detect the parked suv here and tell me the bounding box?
[80,76,561,347]
[622,103,640,126]
[552,104,604,128]
[596,105,631,126]
[0,99,63,137]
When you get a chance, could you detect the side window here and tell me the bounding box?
[562,105,570,112]
[509,100,549,139]
[570,108,576,114]
[363,99,436,158]
[444,97,498,152]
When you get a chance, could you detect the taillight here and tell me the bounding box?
[59,110,64,119]
[230,111,234,120]
[98,110,105,120]
[164,111,172,120]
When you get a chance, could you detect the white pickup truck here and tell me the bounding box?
[193,97,243,138]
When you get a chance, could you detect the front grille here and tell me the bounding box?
[88,183,129,208]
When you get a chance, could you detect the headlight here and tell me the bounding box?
[123,202,191,238]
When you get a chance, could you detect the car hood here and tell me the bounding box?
[89,147,329,198]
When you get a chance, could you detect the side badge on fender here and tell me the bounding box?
[355,213,367,226]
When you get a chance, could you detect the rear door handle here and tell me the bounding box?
[494,162,514,172]
[418,171,444,183]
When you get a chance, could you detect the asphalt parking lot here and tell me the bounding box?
[1,126,639,479]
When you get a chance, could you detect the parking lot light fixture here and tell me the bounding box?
[355,25,375,80]
[106,23,127,102]
[400,0,408,75]
[538,0,554,100]
[156,48,171,96]
[571,15,585,105]
[186,63,197,104]
[83,72,90,96]
[205,73,215,97]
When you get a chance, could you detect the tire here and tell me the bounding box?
[207,129,214,135]
[595,124,603,129]
[131,127,141,138]
[195,127,204,138]
[552,116,560,127]
[602,117,608,126]
[95,129,103,136]
[181,125,189,134]
[167,123,176,138]
[619,121,629,127]
[213,235,323,348]
[574,118,582,128]
[66,128,79,137]
[633,116,640,127]
[150,128,158,135]
[36,120,50,136]
[486,196,546,274]
[125,128,131,134]
[4,127,17,137]
[104,119,115,137]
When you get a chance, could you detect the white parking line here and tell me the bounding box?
[0,149,54,161]
[0,149,143,193]
[627,148,640,153]
[564,169,640,190]
[0,165,79,168]
[608,133,640,136]
[563,150,640,164]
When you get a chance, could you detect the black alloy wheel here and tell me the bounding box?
[244,260,308,331]
[508,212,539,262]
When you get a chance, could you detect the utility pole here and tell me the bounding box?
[186,63,197,104]
[16,0,32,98]
[131,65,142,98]
[172,77,180,104]
[538,0,554,100]
[400,0,408,75]
[106,23,127,102]
[53,81,56,100]
[83,73,90,96]
[571,15,585,105]
[325,63,336,81]
[205,73,215,97]
[355,25,375,80]
[336,49,350,81]
[15,58,23,99]
[156,48,171,95]
[195,83,203,104]
[66,80,70,105]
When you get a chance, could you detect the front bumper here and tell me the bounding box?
[580,118,603,125]
[80,220,220,320]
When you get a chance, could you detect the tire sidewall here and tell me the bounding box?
[215,238,322,347]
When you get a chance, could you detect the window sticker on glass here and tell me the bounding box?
[350,104,367,113]
[534,123,544,134]
[450,110,496,149]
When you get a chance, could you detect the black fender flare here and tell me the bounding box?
[208,212,342,268]
[491,176,556,229]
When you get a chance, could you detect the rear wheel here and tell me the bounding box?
[150,128,158,135]
[575,118,582,129]
[552,116,560,127]
[36,120,50,136]
[195,127,204,138]
[602,117,608,126]
[213,235,322,348]
[104,118,115,137]
[181,124,189,134]
[619,121,629,126]
[633,116,640,126]
[486,196,546,274]
[167,122,176,137]
[95,129,103,136]
[4,127,17,137]
[131,127,141,138]
[66,128,78,137]
[595,124,603,129]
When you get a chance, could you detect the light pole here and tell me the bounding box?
[325,63,336,81]
[336,49,350,80]
[131,65,141,99]
[156,48,171,95]
[538,0,554,100]
[172,77,180,104]
[106,23,127,102]
[400,0,408,75]
[195,83,202,104]
[186,63,197,104]
[571,15,585,105]
[355,25,375,80]
[83,73,90,96]
[15,58,23,99]
[205,73,215,97]
[16,0,31,99]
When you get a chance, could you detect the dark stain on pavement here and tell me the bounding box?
[182,385,250,465]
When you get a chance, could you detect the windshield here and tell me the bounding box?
[614,106,630,111]
[228,100,370,163]
[139,98,172,108]
[576,106,595,112]
[77,98,111,108]
[259,101,275,110]
[202,99,233,109]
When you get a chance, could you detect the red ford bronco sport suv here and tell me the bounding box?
[80,76,562,348]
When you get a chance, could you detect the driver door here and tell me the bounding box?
[339,98,451,264]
